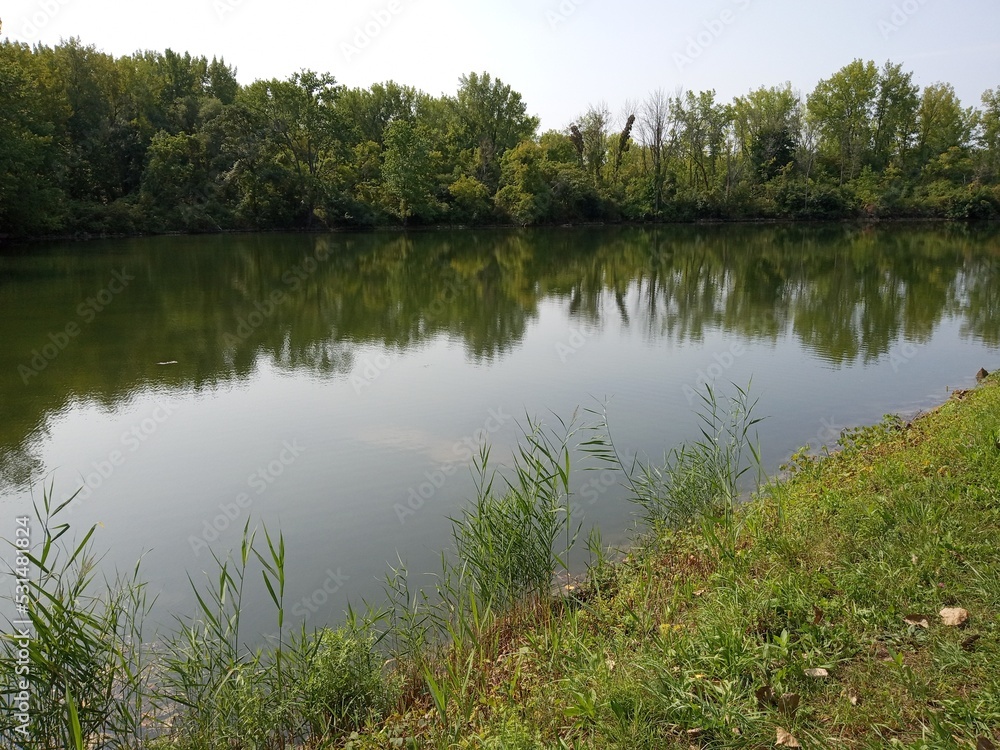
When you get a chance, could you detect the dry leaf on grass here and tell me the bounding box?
[756,686,775,708]
[939,607,969,627]
[812,605,824,625]
[777,693,800,717]
[977,737,996,750]
[756,686,800,716]
[962,634,981,652]
[903,614,930,629]
[776,727,801,747]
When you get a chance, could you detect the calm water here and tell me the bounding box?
[1,225,998,637]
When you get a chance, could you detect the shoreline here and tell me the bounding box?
[2,215,995,248]
[389,372,1000,747]
[5,373,999,747]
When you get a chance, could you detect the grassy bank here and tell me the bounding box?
[351,381,1000,748]
[3,381,999,748]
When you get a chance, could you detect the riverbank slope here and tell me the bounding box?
[365,376,1000,748]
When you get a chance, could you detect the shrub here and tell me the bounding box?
[297,626,397,737]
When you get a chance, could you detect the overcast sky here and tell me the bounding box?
[4,0,999,130]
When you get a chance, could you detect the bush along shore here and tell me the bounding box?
[2,380,999,749]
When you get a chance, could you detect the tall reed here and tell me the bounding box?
[0,486,153,749]
[451,415,580,612]
[590,383,763,531]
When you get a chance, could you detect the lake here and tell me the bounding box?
[1,224,998,638]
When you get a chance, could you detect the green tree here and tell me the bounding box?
[206,56,239,105]
[140,130,228,230]
[380,119,440,222]
[495,141,551,224]
[916,83,971,167]
[495,134,599,224]
[452,72,539,191]
[50,39,127,203]
[674,90,730,194]
[977,86,1000,182]
[3,36,998,236]
[731,84,801,183]
[574,104,610,186]
[611,113,636,186]
[447,175,492,224]
[807,60,880,183]
[339,81,420,147]
[237,70,343,226]
[871,62,919,171]
[637,89,675,215]
[0,41,67,235]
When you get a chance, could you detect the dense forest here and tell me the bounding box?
[1,34,999,238]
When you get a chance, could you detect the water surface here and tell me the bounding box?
[1,225,998,636]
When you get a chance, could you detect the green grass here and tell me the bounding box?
[355,380,1000,749]
[3,380,1000,748]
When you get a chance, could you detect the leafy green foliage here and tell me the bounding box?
[452,71,540,192]
[381,120,441,222]
[452,417,579,610]
[0,43,67,234]
[295,626,398,737]
[2,41,998,238]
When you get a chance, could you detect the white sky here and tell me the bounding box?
[4,0,999,131]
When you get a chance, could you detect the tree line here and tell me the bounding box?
[1,35,999,238]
